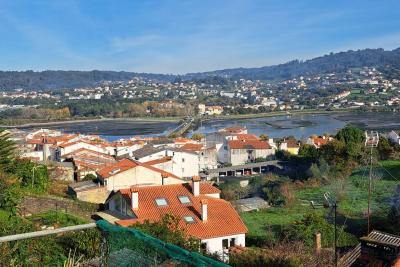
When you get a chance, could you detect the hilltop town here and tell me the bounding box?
[1,66,400,125]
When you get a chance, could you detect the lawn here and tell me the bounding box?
[240,160,400,243]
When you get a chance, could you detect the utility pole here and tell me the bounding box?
[365,131,379,235]
[334,202,338,267]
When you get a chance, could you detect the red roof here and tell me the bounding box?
[312,137,329,147]
[181,143,203,152]
[143,156,172,166]
[228,140,271,150]
[97,158,180,180]
[235,134,259,141]
[97,158,139,178]
[115,183,247,239]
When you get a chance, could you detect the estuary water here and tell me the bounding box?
[17,112,400,141]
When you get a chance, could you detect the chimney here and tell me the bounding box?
[201,199,208,221]
[192,176,200,196]
[131,188,139,210]
[314,232,321,255]
[161,173,168,185]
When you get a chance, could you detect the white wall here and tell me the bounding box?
[201,233,245,254]
[101,165,184,191]
[229,148,275,166]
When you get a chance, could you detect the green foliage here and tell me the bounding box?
[0,129,15,170]
[191,133,205,141]
[0,214,101,266]
[219,181,250,201]
[11,159,49,192]
[134,213,200,251]
[31,210,87,227]
[335,126,365,145]
[298,145,319,161]
[284,213,358,249]
[58,228,102,260]
[377,137,394,160]
[229,247,303,267]
[81,173,97,181]
[0,173,21,216]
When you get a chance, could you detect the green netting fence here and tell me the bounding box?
[96,220,230,267]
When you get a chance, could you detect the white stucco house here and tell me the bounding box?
[227,139,275,166]
[104,177,247,256]
[96,158,185,191]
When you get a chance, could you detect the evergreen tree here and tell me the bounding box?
[0,129,15,170]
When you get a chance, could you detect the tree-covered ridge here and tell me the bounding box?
[1,47,400,90]
[0,70,175,90]
[185,47,400,81]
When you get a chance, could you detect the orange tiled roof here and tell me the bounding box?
[97,158,180,180]
[312,137,329,147]
[181,143,203,152]
[174,137,194,144]
[228,139,271,149]
[115,183,246,239]
[143,156,172,166]
[235,134,259,141]
[62,148,114,159]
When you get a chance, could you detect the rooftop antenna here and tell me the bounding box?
[365,131,379,234]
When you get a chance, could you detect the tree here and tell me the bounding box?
[134,213,200,251]
[335,126,364,145]
[191,133,205,141]
[298,144,319,161]
[259,134,269,141]
[82,173,97,181]
[377,137,394,160]
[0,129,15,170]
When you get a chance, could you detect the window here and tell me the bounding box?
[182,158,185,163]
[230,238,236,246]
[222,239,229,249]
[183,216,196,224]
[178,196,191,204]
[200,242,207,252]
[155,198,168,206]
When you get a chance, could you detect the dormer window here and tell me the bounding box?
[155,198,168,206]
[183,216,196,224]
[178,196,191,204]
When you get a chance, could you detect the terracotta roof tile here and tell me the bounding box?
[228,140,271,149]
[97,158,181,180]
[235,134,259,141]
[115,183,245,239]
[181,143,204,152]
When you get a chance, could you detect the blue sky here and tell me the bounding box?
[0,0,399,74]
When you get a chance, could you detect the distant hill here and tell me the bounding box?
[1,47,400,90]
[0,70,175,90]
[185,47,400,80]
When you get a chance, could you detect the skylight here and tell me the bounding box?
[155,198,168,206]
[178,196,191,204]
[183,216,196,224]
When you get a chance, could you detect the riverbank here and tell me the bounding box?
[0,116,181,128]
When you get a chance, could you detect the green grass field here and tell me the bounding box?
[240,160,400,242]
